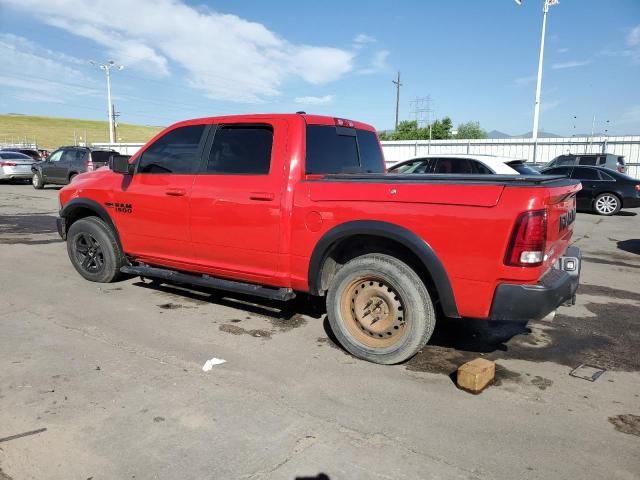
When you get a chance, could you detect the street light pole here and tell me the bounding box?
[516,0,559,162]
[90,60,124,143]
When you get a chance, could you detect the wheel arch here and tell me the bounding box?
[308,220,460,318]
[60,198,122,249]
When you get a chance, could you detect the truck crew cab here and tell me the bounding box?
[57,113,581,364]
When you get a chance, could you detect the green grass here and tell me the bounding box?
[0,114,163,149]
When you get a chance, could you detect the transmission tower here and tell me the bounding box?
[409,96,433,130]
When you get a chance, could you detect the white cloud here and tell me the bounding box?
[628,25,640,47]
[294,95,334,105]
[0,34,99,105]
[353,34,376,49]
[551,60,592,70]
[357,50,390,75]
[557,47,569,54]
[3,0,355,103]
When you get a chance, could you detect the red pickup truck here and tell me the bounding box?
[57,113,582,364]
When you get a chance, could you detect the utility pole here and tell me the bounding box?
[112,103,121,143]
[90,60,124,143]
[392,71,402,130]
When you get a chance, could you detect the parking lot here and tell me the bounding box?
[1,184,639,480]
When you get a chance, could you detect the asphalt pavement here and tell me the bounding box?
[1,184,639,480]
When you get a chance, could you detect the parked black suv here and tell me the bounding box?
[544,153,625,173]
[31,147,118,189]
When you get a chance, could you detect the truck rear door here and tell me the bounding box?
[189,119,287,283]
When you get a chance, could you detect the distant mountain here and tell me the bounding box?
[512,131,562,139]
[486,130,512,139]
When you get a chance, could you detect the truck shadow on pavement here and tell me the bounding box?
[617,239,640,255]
[0,213,62,245]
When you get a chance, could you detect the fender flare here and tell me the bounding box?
[59,198,123,250]
[308,220,460,318]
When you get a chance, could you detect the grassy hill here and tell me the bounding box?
[0,114,164,149]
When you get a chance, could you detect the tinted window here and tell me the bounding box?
[599,170,615,181]
[355,130,384,173]
[0,152,31,160]
[206,126,273,174]
[579,155,598,166]
[434,158,473,174]
[138,125,206,174]
[543,167,570,176]
[306,126,359,174]
[556,155,577,166]
[471,160,493,174]
[61,149,85,163]
[571,167,600,180]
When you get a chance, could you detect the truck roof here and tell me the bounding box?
[168,113,376,133]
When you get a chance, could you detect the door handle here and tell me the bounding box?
[165,188,186,197]
[249,192,274,201]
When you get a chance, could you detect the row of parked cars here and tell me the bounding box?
[2,146,638,216]
[0,146,119,188]
[389,153,640,216]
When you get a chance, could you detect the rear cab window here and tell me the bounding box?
[305,125,384,174]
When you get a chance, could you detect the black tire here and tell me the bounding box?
[66,217,126,283]
[326,253,435,365]
[32,171,44,189]
[593,193,621,216]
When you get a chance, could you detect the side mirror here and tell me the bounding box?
[109,154,133,175]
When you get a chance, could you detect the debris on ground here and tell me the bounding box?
[457,358,495,394]
[202,357,226,371]
[569,364,605,381]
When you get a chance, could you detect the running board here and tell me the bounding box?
[120,265,296,301]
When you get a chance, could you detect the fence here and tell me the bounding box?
[93,135,640,179]
[381,135,640,178]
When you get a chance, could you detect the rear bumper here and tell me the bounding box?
[489,247,581,321]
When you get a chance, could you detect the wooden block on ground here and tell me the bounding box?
[457,358,495,393]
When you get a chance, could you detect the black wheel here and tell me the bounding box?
[593,193,621,216]
[326,253,435,365]
[66,217,126,283]
[32,171,44,189]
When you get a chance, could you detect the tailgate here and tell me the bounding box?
[543,181,581,269]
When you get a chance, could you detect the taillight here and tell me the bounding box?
[0,162,17,167]
[86,159,95,171]
[635,184,640,192]
[505,209,547,267]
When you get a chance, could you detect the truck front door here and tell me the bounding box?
[111,124,207,264]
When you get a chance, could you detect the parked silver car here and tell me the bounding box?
[0,151,35,181]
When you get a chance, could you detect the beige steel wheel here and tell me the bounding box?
[327,253,435,364]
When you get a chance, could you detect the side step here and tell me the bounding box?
[120,265,296,301]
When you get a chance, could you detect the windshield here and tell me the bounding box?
[0,152,32,160]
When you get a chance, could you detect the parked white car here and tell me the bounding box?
[387,154,540,175]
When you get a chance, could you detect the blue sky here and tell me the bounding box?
[1,0,639,136]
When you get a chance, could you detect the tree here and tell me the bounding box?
[429,117,453,140]
[455,121,487,139]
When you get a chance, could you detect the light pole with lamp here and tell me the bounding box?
[515,0,560,163]
[90,60,124,143]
